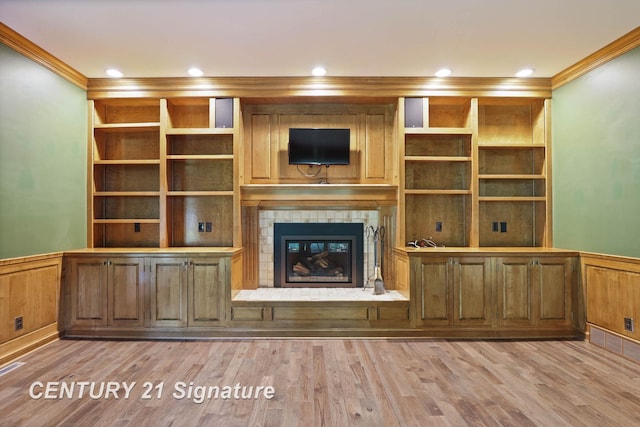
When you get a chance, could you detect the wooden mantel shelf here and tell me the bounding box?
[240,184,398,208]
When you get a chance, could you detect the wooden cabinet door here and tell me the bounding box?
[414,257,453,326]
[69,257,108,327]
[496,257,533,326]
[532,257,573,327]
[108,257,145,327]
[148,258,188,327]
[453,257,492,326]
[188,257,228,326]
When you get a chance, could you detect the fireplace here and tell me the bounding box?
[274,223,364,288]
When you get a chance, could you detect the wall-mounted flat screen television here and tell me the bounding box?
[288,128,350,165]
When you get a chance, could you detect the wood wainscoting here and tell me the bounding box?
[0,253,63,366]
[583,252,640,361]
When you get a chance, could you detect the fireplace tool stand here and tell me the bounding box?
[364,225,386,294]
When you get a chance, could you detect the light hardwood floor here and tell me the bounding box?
[1,338,639,426]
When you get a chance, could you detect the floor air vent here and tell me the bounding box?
[0,362,25,377]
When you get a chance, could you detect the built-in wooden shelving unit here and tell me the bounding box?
[400,96,551,249]
[88,97,240,248]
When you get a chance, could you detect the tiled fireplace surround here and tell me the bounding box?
[258,209,380,288]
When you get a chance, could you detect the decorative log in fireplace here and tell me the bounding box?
[292,249,344,277]
[274,223,364,288]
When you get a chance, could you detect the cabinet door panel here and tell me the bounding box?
[364,114,387,180]
[149,258,188,327]
[454,258,492,326]
[538,264,566,319]
[498,257,532,326]
[188,258,228,326]
[70,258,108,326]
[415,258,452,326]
[535,258,573,325]
[248,114,272,180]
[109,258,145,326]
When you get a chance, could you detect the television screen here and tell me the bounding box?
[288,128,350,165]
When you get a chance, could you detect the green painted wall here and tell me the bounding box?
[553,46,640,257]
[0,43,87,259]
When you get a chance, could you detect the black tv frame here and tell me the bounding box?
[288,128,350,166]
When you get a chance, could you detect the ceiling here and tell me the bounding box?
[1,0,639,79]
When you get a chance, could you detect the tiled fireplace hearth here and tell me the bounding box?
[258,209,379,288]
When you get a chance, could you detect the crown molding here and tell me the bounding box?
[7,19,638,97]
[86,76,552,99]
[0,22,88,90]
[552,26,640,90]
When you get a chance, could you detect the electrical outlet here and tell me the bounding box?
[500,221,507,233]
[205,222,212,232]
[435,221,442,232]
[15,316,23,331]
[198,222,205,232]
[624,317,634,332]
[134,222,141,232]
[492,222,499,232]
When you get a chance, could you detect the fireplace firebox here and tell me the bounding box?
[274,223,364,288]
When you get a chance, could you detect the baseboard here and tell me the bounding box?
[0,323,60,366]
[588,323,640,364]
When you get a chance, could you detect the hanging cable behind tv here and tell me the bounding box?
[296,164,331,184]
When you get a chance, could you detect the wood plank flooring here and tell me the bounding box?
[1,338,640,426]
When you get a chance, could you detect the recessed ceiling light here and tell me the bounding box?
[516,68,534,78]
[188,67,204,77]
[435,68,452,77]
[312,66,327,76]
[105,68,123,78]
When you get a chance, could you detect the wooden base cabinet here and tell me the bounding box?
[409,251,577,335]
[148,257,228,327]
[496,257,574,328]
[68,257,145,328]
[414,256,491,327]
[66,253,231,333]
